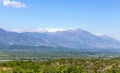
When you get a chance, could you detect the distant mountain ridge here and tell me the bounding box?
[0,28,120,49]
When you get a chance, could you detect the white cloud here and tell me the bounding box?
[2,0,27,8]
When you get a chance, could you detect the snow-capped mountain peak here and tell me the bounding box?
[11,28,81,33]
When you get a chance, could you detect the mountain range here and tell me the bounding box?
[0,28,120,49]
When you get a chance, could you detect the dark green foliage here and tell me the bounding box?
[0,59,120,73]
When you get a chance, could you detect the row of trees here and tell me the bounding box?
[0,59,120,73]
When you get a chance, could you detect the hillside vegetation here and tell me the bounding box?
[0,59,120,73]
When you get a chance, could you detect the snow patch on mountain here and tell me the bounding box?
[11,28,81,33]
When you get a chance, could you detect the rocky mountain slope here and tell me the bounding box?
[0,28,120,49]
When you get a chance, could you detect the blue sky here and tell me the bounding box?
[0,0,120,39]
